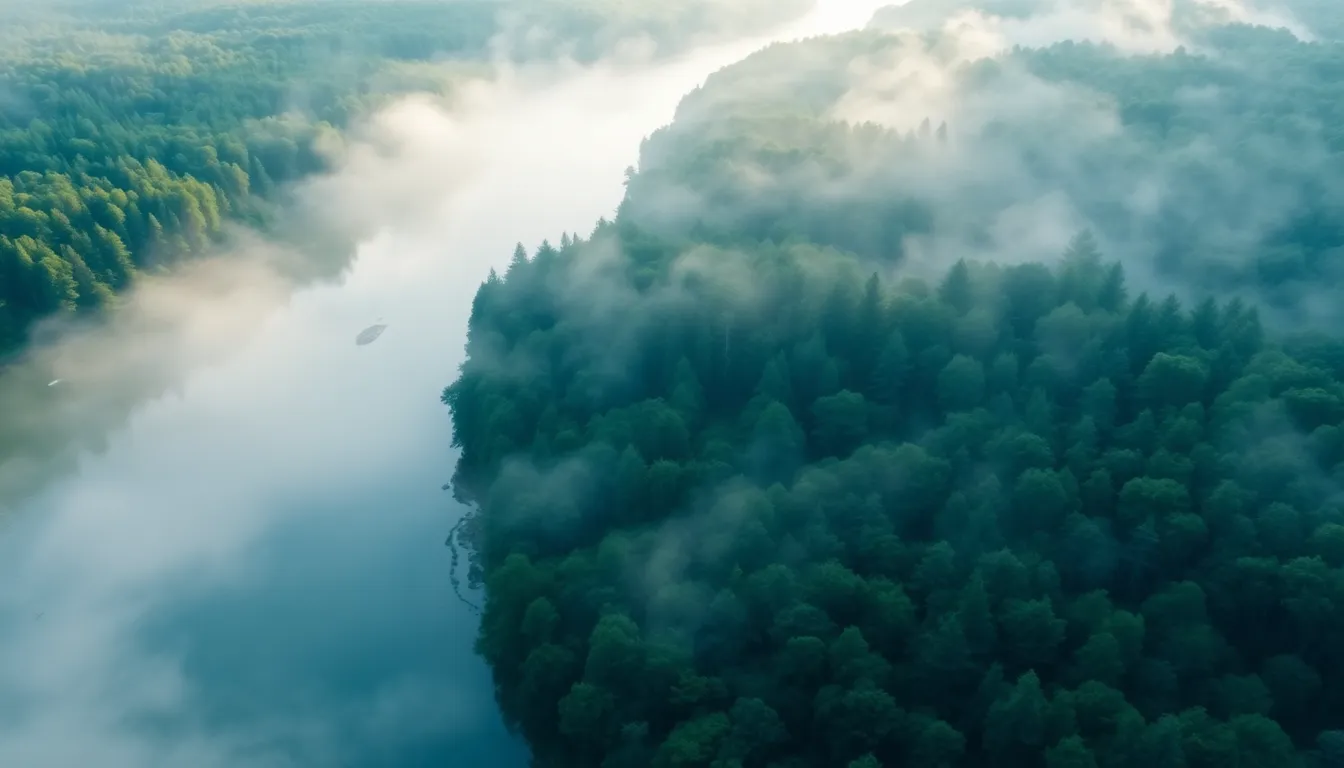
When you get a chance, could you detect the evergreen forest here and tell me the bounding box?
[446,4,1344,767]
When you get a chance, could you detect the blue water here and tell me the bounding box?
[144,473,503,766]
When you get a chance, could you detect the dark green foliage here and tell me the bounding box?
[443,9,1344,768]
[449,215,1344,766]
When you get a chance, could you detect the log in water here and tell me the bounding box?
[355,323,388,346]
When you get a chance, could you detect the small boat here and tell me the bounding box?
[355,324,387,346]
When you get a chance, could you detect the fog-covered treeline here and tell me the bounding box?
[445,3,1344,767]
[623,19,1344,328]
[0,0,810,358]
[871,0,1342,40]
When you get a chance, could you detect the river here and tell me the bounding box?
[0,3,888,765]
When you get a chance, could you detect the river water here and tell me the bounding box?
[0,3,888,765]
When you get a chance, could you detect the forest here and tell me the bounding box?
[0,0,808,359]
[623,17,1344,328]
[871,0,1344,39]
[445,4,1344,768]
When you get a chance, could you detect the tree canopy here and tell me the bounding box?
[0,0,810,358]
[446,7,1344,768]
[623,19,1344,329]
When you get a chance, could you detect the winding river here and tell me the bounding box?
[0,3,888,765]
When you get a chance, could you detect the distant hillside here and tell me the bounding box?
[870,0,1335,40]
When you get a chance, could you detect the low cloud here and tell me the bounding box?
[872,0,1313,48]
[621,0,1342,326]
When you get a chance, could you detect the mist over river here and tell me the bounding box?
[0,3,889,765]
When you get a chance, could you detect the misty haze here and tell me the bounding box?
[2,0,1344,767]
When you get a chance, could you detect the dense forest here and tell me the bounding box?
[622,17,1344,329]
[871,0,1344,39]
[0,0,809,359]
[445,5,1344,768]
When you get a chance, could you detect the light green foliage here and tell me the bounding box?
[0,0,811,357]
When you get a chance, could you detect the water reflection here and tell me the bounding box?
[0,3,890,765]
